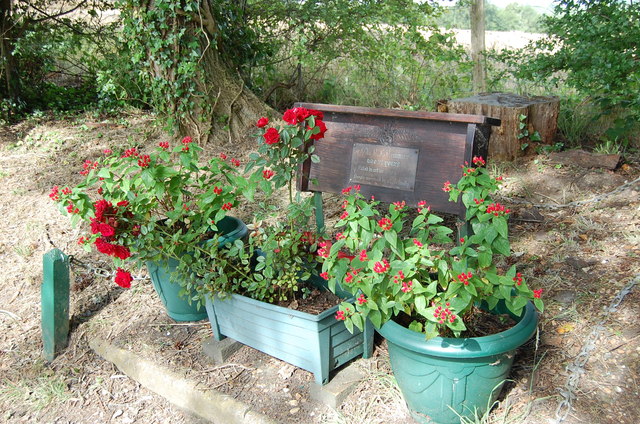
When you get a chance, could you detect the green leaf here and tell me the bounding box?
[478,250,492,268]
[495,218,508,239]
[493,237,511,256]
[384,230,397,249]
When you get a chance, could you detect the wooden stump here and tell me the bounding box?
[445,93,559,160]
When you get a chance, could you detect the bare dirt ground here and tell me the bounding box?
[0,111,639,424]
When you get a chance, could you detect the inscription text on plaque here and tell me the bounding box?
[349,143,419,191]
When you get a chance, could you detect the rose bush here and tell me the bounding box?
[320,157,544,338]
[196,107,328,303]
[50,136,250,290]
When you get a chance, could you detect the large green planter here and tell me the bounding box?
[205,275,374,384]
[378,302,538,424]
[147,216,248,322]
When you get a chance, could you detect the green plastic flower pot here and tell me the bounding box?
[377,302,538,424]
[147,216,248,322]
[205,274,374,384]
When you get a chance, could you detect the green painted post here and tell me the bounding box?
[42,249,70,361]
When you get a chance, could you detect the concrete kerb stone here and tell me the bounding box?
[309,362,366,409]
[89,337,276,424]
[202,336,243,364]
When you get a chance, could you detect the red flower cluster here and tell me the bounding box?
[341,185,360,195]
[393,270,405,284]
[91,199,132,260]
[472,156,486,166]
[221,202,233,211]
[80,159,99,176]
[335,310,346,321]
[442,181,452,192]
[417,200,429,213]
[486,202,511,216]
[413,238,423,247]
[344,267,360,283]
[393,201,406,211]
[219,153,227,160]
[262,169,275,180]
[433,303,457,324]
[158,141,169,149]
[474,198,485,205]
[122,148,138,158]
[339,211,349,220]
[317,240,331,258]
[533,289,543,299]
[256,117,269,128]
[49,186,60,201]
[457,271,473,286]
[213,186,223,195]
[138,154,151,168]
[320,271,330,280]
[513,272,523,286]
[231,158,241,167]
[358,249,367,261]
[357,294,367,305]
[282,107,324,126]
[401,281,413,293]
[378,217,392,231]
[373,259,390,274]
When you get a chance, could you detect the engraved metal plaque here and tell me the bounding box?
[349,143,419,191]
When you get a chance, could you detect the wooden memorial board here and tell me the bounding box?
[295,103,499,218]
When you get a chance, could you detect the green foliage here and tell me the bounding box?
[321,159,543,339]
[498,0,640,144]
[437,2,545,32]
[249,0,468,110]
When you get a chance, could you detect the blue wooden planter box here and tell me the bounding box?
[204,276,373,385]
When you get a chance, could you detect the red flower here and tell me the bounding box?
[213,186,223,195]
[221,202,233,211]
[122,148,138,158]
[320,272,329,280]
[283,109,297,125]
[472,156,486,166]
[103,149,112,155]
[181,136,193,145]
[337,251,356,261]
[231,158,240,167]
[308,119,327,141]
[401,281,413,293]
[256,117,269,128]
[373,259,390,274]
[357,294,367,305]
[158,141,169,149]
[413,238,423,247]
[49,186,60,201]
[263,127,281,145]
[533,289,543,299]
[378,218,392,231]
[442,181,452,192]
[340,211,349,220]
[359,250,368,261]
[96,222,115,237]
[393,201,406,211]
[335,310,346,321]
[95,238,115,255]
[112,244,131,260]
[262,169,275,180]
[93,199,113,222]
[62,187,71,195]
[114,268,133,288]
[308,109,324,120]
[138,154,151,168]
[219,153,227,160]
[341,186,352,195]
[417,200,429,213]
[117,200,129,208]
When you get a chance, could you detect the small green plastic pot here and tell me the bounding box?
[147,216,248,322]
[377,302,538,424]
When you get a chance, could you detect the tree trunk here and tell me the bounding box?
[446,93,560,160]
[137,1,273,146]
[0,0,19,102]
[470,0,486,93]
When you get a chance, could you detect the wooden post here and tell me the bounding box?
[470,0,487,93]
[42,249,70,361]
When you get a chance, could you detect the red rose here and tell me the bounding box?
[308,109,324,120]
[309,119,327,141]
[256,117,269,128]
[263,127,281,145]
[97,223,115,238]
[293,107,310,122]
[114,268,133,288]
[112,244,131,260]
[282,109,297,125]
[95,238,115,255]
[94,199,113,222]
